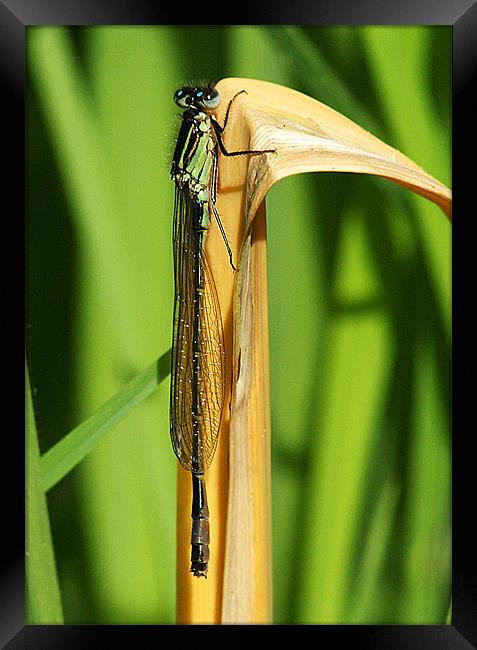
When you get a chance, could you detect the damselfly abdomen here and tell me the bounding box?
[170,84,275,577]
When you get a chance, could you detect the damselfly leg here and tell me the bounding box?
[209,90,276,270]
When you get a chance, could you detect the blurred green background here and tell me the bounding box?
[26,26,451,624]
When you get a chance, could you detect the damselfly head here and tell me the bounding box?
[174,86,221,112]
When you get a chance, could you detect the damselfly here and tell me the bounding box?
[170,84,275,577]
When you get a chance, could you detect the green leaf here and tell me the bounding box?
[40,350,171,492]
[26,358,64,623]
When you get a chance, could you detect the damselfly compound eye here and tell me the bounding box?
[174,88,192,108]
[200,88,220,110]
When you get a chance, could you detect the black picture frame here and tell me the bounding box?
[5,0,475,646]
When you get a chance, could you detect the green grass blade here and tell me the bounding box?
[263,26,384,137]
[40,350,171,492]
[446,599,452,624]
[26,358,64,623]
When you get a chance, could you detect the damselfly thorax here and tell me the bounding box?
[171,109,215,205]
